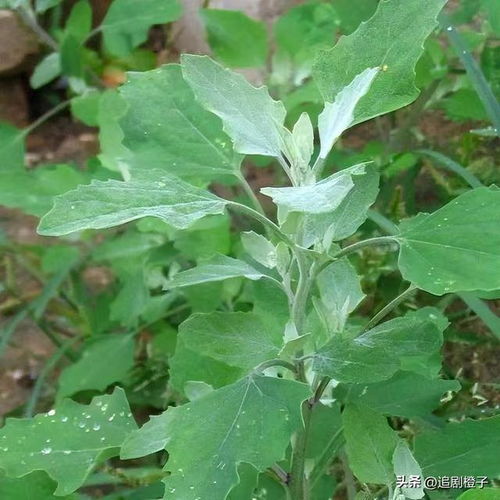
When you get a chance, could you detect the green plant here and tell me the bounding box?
[0,0,499,499]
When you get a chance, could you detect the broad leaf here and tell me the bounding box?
[37,171,228,236]
[200,9,268,68]
[121,375,309,499]
[318,67,378,159]
[165,255,266,289]
[119,64,242,180]
[0,471,76,500]
[57,334,135,400]
[313,0,446,124]
[458,490,500,500]
[313,312,443,383]
[415,415,500,477]
[101,0,182,57]
[0,388,136,495]
[182,54,287,157]
[261,170,354,215]
[396,187,500,295]
[343,404,398,484]
[393,441,424,499]
[179,312,283,371]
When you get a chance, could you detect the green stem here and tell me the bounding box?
[364,284,417,331]
[237,173,266,217]
[23,100,71,137]
[17,5,58,50]
[334,236,398,259]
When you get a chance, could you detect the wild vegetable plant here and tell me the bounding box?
[1,0,500,499]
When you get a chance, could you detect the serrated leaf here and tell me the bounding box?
[165,255,266,289]
[37,171,228,236]
[396,187,500,295]
[393,441,424,499]
[179,312,283,371]
[313,0,446,124]
[200,9,268,68]
[318,67,378,159]
[0,388,137,495]
[58,334,135,400]
[101,0,182,57]
[314,312,443,383]
[119,64,242,180]
[182,54,287,157]
[415,415,500,478]
[343,404,398,484]
[261,170,354,215]
[121,375,309,499]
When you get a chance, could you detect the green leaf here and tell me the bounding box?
[182,54,287,157]
[393,441,424,499]
[121,375,309,499]
[119,64,242,180]
[200,9,268,68]
[70,90,101,126]
[318,67,378,159]
[341,371,460,418]
[101,0,182,57]
[293,163,380,247]
[0,471,76,499]
[30,53,61,89]
[261,170,354,215]
[179,312,283,371]
[165,255,266,289]
[314,258,365,333]
[313,0,446,124]
[458,489,500,500]
[343,404,398,484]
[0,122,24,170]
[332,0,378,35]
[0,388,137,495]
[35,0,61,12]
[37,171,228,236]
[314,312,443,383]
[396,187,500,295]
[415,415,500,477]
[241,231,277,268]
[57,334,135,400]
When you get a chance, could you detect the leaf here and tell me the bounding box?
[165,255,266,289]
[30,53,61,89]
[0,388,137,496]
[313,312,443,383]
[341,372,460,418]
[396,187,500,295]
[200,9,268,68]
[313,0,446,124]
[35,0,62,12]
[458,489,500,500]
[101,0,182,57]
[70,90,101,126]
[314,258,365,334]
[0,471,76,499]
[318,67,378,159]
[241,231,277,268]
[0,122,24,170]
[118,64,242,180]
[179,312,283,371]
[343,404,398,484]
[261,170,354,215]
[393,441,424,499]
[37,171,228,236]
[57,334,135,400]
[415,416,500,477]
[181,54,287,157]
[121,375,309,499]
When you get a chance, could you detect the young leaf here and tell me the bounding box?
[396,187,500,295]
[261,170,354,214]
[241,231,277,268]
[181,54,287,157]
[200,9,268,68]
[343,404,398,484]
[313,313,443,383]
[37,171,228,236]
[179,312,283,371]
[118,64,242,180]
[30,52,61,89]
[318,67,378,159]
[313,0,446,124]
[101,0,182,57]
[165,255,266,289]
[415,415,500,477]
[0,388,137,495]
[121,375,309,499]
[57,334,135,400]
[393,441,424,499]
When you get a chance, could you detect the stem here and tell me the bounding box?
[253,359,297,375]
[237,173,266,216]
[17,5,58,50]
[23,100,71,137]
[340,451,357,500]
[334,236,398,259]
[363,284,417,331]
